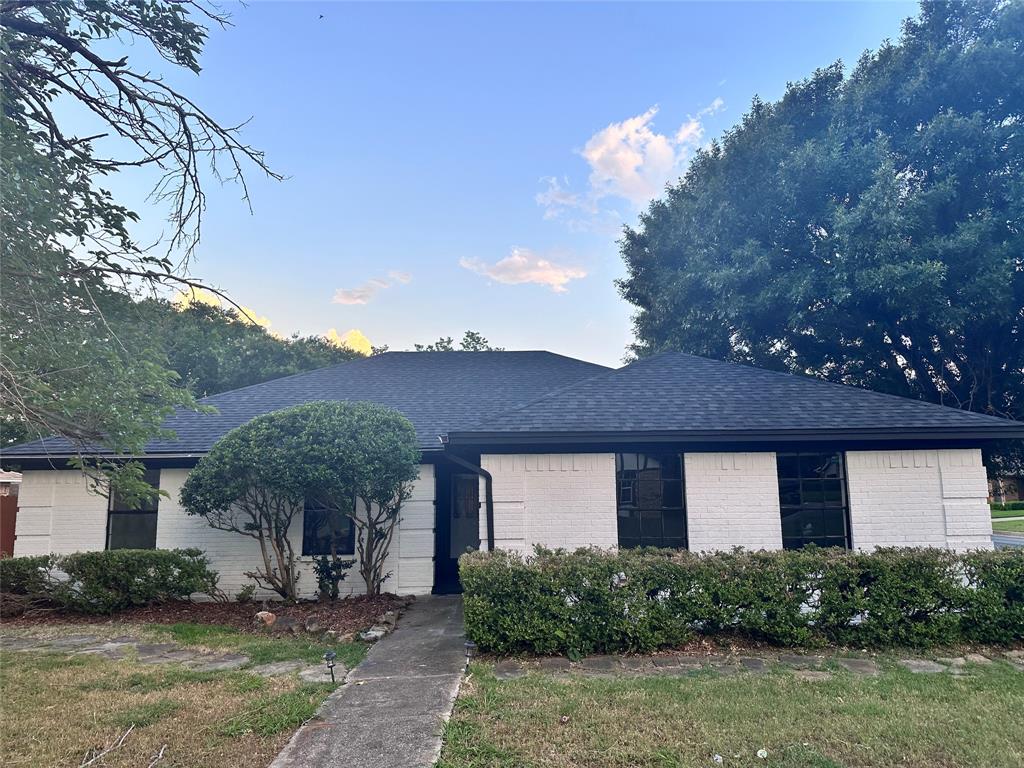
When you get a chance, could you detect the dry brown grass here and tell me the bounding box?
[0,651,332,767]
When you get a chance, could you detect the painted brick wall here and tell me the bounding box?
[15,465,437,597]
[481,454,617,553]
[846,449,992,551]
[684,452,784,552]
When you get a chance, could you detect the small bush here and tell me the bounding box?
[0,549,221,614]
[460,546,1024,656]
[0,554,55,596]
[991,500,1024,511]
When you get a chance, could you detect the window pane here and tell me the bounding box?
[776,454,800,479]
[110,469,160,513]
[662,480,683,509]
[302,503,353,556]
[108,513,157,549]
[822,479,843,505]
[616,453,687,550]
[779,479,801,506]
[777,452,850,550]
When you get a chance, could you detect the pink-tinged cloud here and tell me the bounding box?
[460,247,587,293]
[332,271,412,305]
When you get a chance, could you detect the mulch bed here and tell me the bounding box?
[3,593,411,636]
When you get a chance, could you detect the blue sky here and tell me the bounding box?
[101,1,918,366]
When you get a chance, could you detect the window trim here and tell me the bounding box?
[301,499,355,558]
[106,468,160,550]
[776,451,852,550]
[615,452,688,550]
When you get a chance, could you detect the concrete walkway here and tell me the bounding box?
[271,595,466,768]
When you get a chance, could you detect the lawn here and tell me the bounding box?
[992,519,1024,534]
[439,660,1024,768]
[0,623,367,767]
[991,507,1024,520]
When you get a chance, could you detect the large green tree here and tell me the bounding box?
[0,1,275,493]
[618,1,1024,467]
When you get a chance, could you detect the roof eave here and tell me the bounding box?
[445,425,1024,446]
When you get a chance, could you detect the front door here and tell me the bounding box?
[434,469,481,593]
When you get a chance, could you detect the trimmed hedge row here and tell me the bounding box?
[991,500,1024,511]
[460,547,1024,656]
[0,549,222,614]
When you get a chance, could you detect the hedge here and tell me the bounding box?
[460,547,1024,656]
[991,501,1024,511]
[0,548,222,614]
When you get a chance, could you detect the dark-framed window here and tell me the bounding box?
[301,499,355,557]
[776,452,851,550]
[106,468,160,550]
[616,453,687,549]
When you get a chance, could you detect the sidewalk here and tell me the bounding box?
[271,595,466,768]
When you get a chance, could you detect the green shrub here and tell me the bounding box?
[460,546,1024,656]
[0,549,221,614]
[991,500,1024,511]
[0,554,55,596]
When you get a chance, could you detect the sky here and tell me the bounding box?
[92,0,918,366]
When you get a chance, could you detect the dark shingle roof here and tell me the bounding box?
[449,352,1024,442]
[3,352,610,456]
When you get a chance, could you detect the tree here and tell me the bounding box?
[143,299,363,398]
[1,1,276,495]
[180,401,421,599]
[618,0,1024,470]
[414,330,504,351]
[299,402,421,595]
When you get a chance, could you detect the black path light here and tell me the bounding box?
[323,650,337,683]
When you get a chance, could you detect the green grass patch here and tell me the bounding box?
[991,508,1024,519]
[108,698,181,728]
[993,519,1024,533]
[219,683,335,737]
[151,621,367,667]
[439,660,1024,768]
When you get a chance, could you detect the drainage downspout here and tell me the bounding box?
[444,454,495,552]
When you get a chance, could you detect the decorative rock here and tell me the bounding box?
[250,660,307,677]
[47,635,102,649]
[538,657,570,673]
[898,659,947,674]
[360,626,387,642]
[965,653,993,665]
[271,616,303,636]
[188,654,250,672]
[493,660,524,680]
[304,618,323,635]
[133,643,181,658]
[619,656,653,672]
[836,658,880,676]
[1003,650,1024,661]
[794,669,831,682]
[144,648,201,664]
[380,610,399,630]
[299,664,344,683]
[937,657,967,669]
[255,610,276,627]
[779,654,824,669]
[579,655,620,673]
[739,657,770,673]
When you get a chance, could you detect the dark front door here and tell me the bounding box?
[434,466,481,593]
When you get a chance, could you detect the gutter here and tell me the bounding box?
[443,453,495,552]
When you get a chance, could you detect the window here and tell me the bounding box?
[616,453,687,549]
[301,499,355,557]
[776,452,851,549]
[107,468,160,550]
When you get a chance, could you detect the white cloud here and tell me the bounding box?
[324,328,373,355]
[537,98,725,220]
[332,271,411,305]
[460,247,587,294]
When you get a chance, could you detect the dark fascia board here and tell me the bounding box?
[444,425,1024,447]
[6,446,447,472]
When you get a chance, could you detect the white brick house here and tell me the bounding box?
[4,351,1021,597]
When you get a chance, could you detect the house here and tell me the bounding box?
[3,351,1022,597]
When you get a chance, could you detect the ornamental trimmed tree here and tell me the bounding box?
[180,401,420,600]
